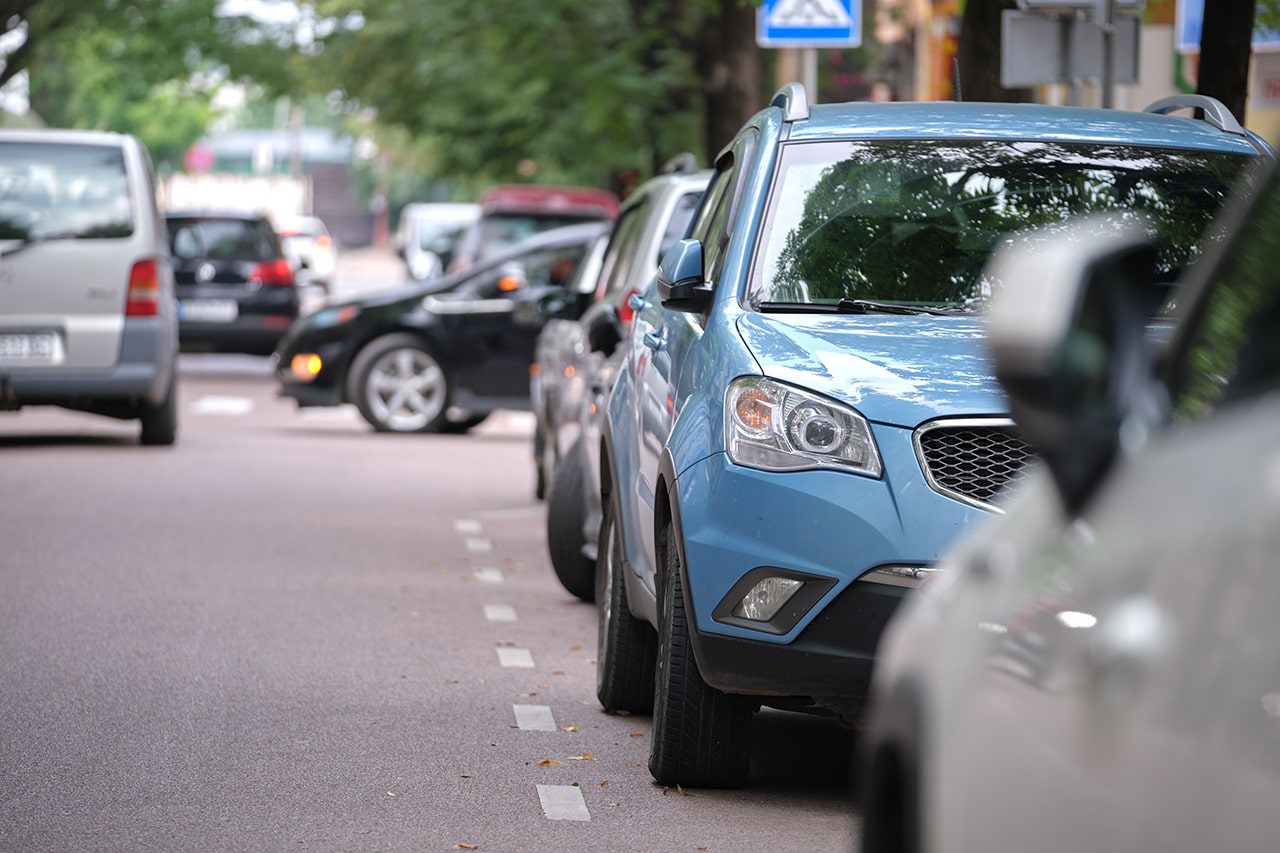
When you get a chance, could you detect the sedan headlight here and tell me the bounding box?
[725,376,882,477]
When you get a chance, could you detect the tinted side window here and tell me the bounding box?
[691,133,757,288]
[1171,172,1280,421]
[657,190,703,262]
[597,202,649,298]
[469,244,587,298]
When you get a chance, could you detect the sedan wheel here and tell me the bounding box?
[351,334,449,433]
[595,497,656,713]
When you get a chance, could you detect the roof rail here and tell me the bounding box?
[771,82,810,122]
[1143,95,1245,136]
[658,152,699,175]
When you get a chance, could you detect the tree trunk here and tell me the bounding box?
[696,0,763,164]
[1197,0,1256,122]
[956,0,1031,103]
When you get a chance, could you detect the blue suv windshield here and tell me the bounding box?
[750,139,1250,313]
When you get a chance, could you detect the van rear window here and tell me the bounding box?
[0,142,134,240]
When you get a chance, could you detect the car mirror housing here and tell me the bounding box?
[984,216,1166,515]
[657,239,711,313]
[536,290,584,321]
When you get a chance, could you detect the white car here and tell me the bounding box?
[859,159,1280,853]
[278,215,336,291]
[0,129,178,445]
[395,202,479,281]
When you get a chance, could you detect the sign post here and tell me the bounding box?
[756,0,863,104]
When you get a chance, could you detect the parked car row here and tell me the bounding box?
[519,82,1277,849]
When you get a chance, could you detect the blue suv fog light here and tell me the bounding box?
[734,576,802,621]
[712,567,838,635]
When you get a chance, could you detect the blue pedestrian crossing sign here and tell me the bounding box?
[757,0,862,48]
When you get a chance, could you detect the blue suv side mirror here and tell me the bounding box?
[657,239,712,313]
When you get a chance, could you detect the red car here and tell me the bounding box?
[447,184,618,274]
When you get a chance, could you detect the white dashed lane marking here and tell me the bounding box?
[496,647,535,668]
[484,604,517,622]
[191,396,254,416]
[474,568,505,585]
[298,405,359,421]
[512,704,557,732]
[454,519,483,535]
[537,784,591,822]
[465,538,493,554]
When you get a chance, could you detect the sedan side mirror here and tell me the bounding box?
[537,289,587,321]
[985,216,1166,515]
[657,239,712,313]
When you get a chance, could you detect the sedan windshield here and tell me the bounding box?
[750,139,1251,312]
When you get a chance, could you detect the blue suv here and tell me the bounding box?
[596,85,1265,788]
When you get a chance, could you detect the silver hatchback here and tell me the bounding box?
[0,130,178,445]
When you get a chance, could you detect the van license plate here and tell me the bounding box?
[0,332,59,364]
[180,300,238,323]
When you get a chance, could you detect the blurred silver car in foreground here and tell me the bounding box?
[860,159,1280,853]
[0,129,178,445]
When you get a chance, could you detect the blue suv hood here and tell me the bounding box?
[736,312,1007,428]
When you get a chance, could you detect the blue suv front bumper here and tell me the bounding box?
[670,423,993,702]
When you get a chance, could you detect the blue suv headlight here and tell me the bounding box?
[725,376,882,477]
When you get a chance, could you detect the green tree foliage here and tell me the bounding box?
[6,1,292,168]
[309,0,751,188]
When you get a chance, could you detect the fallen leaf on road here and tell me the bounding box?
[677,785,691,797]
[453,844,478,850]
[385,791,397,798]
[562,725,580,732]
[535,759,561,767]
[447,679,459,684]
[661,787,669,796]
[551,671,565,676]
[599,780,609,787]
[605,802,621,807]
[569,752,594,761]
[517,692,538,698]
[459,774,471,778]
[606,709,632,717]
[629,731,644,738]
[569,644,582,651]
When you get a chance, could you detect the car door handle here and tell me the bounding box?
[642,330,665,351]
[628,292,648,312]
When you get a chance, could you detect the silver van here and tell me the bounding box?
[0,130,178,445]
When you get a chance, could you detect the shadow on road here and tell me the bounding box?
[0,432,139,449]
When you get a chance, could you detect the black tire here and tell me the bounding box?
[439,412,489,434]
[547,438,595,601]
[595,497,656,713]
[533,422,548,500]
[649,517,752,788]
[348,333,450,433]
[139,373,178,446]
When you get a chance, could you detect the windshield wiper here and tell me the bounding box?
[757,299,964,316]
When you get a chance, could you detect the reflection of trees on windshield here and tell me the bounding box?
[766,141,1249,309]
[1175,174,1280,421]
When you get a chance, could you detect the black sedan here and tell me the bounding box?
[275,222,605,433]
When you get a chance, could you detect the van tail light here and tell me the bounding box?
[617,288,639,326]
[126,259,159,317]
[251,258,295,287]
[314,234,332,249]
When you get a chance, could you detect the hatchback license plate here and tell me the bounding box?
[0,332,59,363]
[181,299,238,323]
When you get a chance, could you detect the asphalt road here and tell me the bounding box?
[0,352,858,849]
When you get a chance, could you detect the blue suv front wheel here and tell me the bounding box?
[649,517,753,788]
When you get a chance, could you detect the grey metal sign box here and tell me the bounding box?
[1001,10,1140,88]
